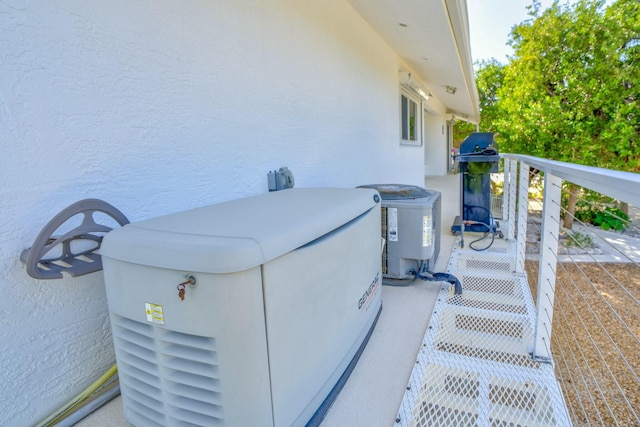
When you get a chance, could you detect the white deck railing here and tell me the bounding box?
[501,154,640,426]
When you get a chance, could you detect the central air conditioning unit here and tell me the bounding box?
[359,184,441,280]
[100,188,383,427]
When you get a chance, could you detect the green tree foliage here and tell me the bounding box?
[601,0,640,170]
[453,59,505,147]
[452,115,476,148]
[454,0,639,230]
[475,59,506,133]
[461,0,640,172]
[502,0,610,164]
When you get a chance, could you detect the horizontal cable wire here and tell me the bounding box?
[524,176,640,425]
[554,188,640,268]
[553,279,610,426]
[559,233,640,343]
[553,314,595,426]
[558,254,640,385]
[561,274,619,425]
[560,201,640,267]
[559,206,640,309]
[523,198,596,426]
[530,187,640,314]
[556,263,640,424]
[563,187,640,235]
[551,321,588,427]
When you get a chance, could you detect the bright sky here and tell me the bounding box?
[467,0,614,64]
[467,0,556,64]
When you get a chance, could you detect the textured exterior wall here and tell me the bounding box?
[424,112,449,176]
[1,0,432,424]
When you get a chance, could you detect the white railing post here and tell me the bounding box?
[532,172,562,362]
[507,160,518,241]
[515,162,529,274]
[502,158,511,225]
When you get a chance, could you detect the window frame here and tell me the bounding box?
[399,88,422,146]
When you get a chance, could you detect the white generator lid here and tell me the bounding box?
[100,188,379,273]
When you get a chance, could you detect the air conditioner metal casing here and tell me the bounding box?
[360,184,441,280]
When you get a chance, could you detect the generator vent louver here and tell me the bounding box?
[112,314,223,427]
[360,184,442,279]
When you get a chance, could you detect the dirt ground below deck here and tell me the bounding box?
[524,230,640,425]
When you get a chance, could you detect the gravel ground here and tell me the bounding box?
[524,212,640,426]
[526,261,640,426]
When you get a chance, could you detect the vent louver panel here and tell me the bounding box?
[113,314,223,426]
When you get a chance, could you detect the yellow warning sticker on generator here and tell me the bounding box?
[145,303,165,325]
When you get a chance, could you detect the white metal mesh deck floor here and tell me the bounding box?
[395,237,571,427]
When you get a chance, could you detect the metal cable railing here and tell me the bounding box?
[555,266,637,424]
[504,157,640,427]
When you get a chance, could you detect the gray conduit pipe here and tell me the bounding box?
[56,383,121,427]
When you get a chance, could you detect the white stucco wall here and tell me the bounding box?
[423,109,448,176]
[1,1,431,424]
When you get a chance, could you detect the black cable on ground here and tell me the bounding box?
[410,261,462,295]
[461,217,497,252]
[466,220,496,251]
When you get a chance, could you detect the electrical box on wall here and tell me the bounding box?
[268,166,295,191]
[100,188,382,427]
